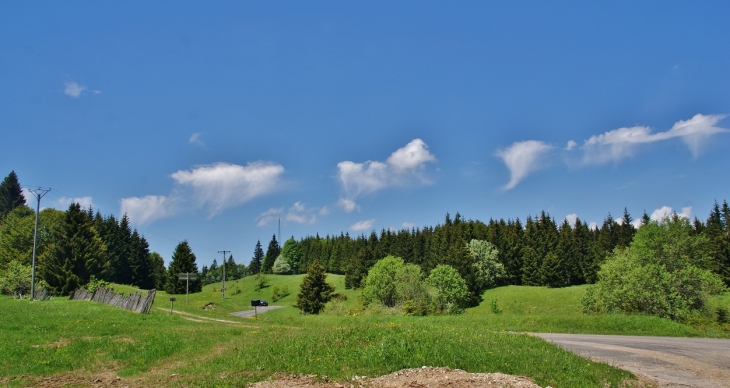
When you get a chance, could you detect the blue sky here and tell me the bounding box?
[2,2,729,267]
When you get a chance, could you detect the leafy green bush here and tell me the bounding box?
[0,260,50,298]
[254,273,270,291]
[271,285,290,302]
[86,275,111,293]
[467,239,506,289]
[428,264,470,314]
[582,217,727,321]
[272,255,292,274]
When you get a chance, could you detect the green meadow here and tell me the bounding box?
[1,274,728,387]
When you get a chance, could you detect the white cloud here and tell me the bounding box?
[56,196,94,210]
[631,218,643,229]
[495,140,553,190]
[256,207,283,227]
[565,140,577,151]
[257,201,324,227]
[337,198,360,213]
[589,222,598,230]
[402,222,416,229]
[650,205,692,222]
[64,81,86,98]
[188,132,206,148]
[350,219,376,232]
[120,195,177,225]
[171,162,284,216]
[318,206,330,216]
[564,213,578,226]
[337,139,436,200]
[284,201,317,225]
[582,114,727,164]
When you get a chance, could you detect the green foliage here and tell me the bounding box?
[0,206,34,268]
[362,255,404,307]
[490,298,503,314]
[295,260,334,314]
[45,203,107,295]
[0,260,48,298]
[427,264,469,314]
[164,241,201,294]
[261,234,280,274]
[0,171,26,220]
[254,273,270,291]
[271,285,290,302]
[716,307,729,324]
[272,254,292,274]
[583,217,728,321]
[249,240,264,275]
[467,239,506,290]
[86,275,111,293]
[280,237,301,273]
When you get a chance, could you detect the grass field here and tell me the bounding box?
[1,274,728,387]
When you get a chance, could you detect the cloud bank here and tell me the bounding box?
[337,139,436,202]
[582,114,727,164]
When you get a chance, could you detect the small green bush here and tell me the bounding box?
[716,307,729,324]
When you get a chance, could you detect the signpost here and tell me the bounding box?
[169,297,176,314]
[178,273,197,305]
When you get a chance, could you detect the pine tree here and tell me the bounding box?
[295,260,334,314]
[165,241,201,294]
[148,252,166,290]
[617,208,636,248]
[0,171,26,220]
[250,240,263,274]
[261,234,280,273]
[128,229,153,289]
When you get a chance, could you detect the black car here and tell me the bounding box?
[260,300,268,306]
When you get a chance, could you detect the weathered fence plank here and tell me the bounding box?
[69,288,156,314]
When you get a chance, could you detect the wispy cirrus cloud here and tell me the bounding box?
[121,161,285,225]
[188,133,206,148]
[256,201,324,227]
[171,162,284,216]
[495,140,553,190]
[581,114,727,164]
[337,139,436,201]
[120,195,177,225]
[64,81,100,98]
[337,198,360,213]
[350,219,376,232]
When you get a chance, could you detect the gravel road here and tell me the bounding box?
[230,305,283,318]
[535,333,730,387]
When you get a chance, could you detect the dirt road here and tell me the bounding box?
[535,333,730,387]
[230,305,283,318]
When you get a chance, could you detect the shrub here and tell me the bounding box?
[272,255,292,274]
[271,285,290,302]
[254,274,270,291]
[86,275,111,293]
[427,264,469,314]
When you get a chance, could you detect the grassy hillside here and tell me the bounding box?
[1,274,727,387]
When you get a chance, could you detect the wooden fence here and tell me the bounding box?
[69,287,156,314]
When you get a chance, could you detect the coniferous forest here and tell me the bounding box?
[2,169,729,305]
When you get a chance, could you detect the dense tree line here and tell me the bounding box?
[283,204,729,307]
[0,171,167,295]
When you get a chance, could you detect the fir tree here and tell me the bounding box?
[295,260,334,314]
[250,240,263,274]
[261,234,280,273]
[165,241,201,294]
[148,252,166,290]
[0,171,26,220]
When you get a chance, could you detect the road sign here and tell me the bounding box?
[178,273,197,304]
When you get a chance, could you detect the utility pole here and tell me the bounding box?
[218,250,230,299]
[28,187,50,300]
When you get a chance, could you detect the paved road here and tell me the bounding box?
[535,333,730,387]
[230,305,283,318]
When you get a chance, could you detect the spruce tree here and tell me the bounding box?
[261,234,280,273]
[250,240,263,274]
[295,260,334,314]
[0,171,26,220]
[165,241,201,294]
[45,203,107,295]
[128,229,153,289]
